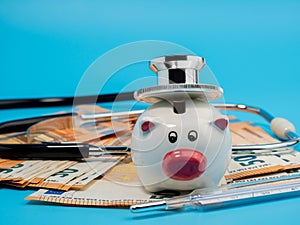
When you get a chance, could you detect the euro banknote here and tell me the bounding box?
[26,156,300,207]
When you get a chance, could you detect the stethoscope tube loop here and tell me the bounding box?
[0,92,135,110]
[0,96,298,158]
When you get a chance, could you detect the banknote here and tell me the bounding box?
[70,155,127,190]
[225,121,300,181]
[28,155,125,191]
[0,156,124,190]
[229,122,279,145]
[26,158,186,207]
[0,160,76,187]
[26,179,152,207]
[0,159,24,169]
[28,116,131,144]
[225,148,300,181]
[26,175,300,208]
[26,157,300,208]
[0,160,43,182]
[229,169,300,187]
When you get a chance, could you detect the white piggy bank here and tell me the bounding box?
[131,99,231,192]
[131,54,232,192]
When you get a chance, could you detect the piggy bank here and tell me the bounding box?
[131,55,231,192]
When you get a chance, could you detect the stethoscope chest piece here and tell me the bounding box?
[134,55,223,103]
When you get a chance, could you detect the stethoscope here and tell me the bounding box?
[0,92,299,159]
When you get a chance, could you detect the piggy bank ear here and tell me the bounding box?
[141,120,155,133]
[213,118,228,131]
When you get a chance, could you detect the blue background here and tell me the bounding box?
[0,1,300,224]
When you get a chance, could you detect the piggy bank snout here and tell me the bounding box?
[162,149,207,181]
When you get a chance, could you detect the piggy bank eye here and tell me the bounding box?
[188,130,198,142]
[141,121,155,132]
[168,131,177,143]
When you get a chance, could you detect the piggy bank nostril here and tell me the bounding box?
[162,149,206,181]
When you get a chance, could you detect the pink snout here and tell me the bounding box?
[162,149,206,181]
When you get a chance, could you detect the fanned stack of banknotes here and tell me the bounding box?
[1,106,300,207]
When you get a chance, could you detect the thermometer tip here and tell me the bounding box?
[130,201,167,213]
